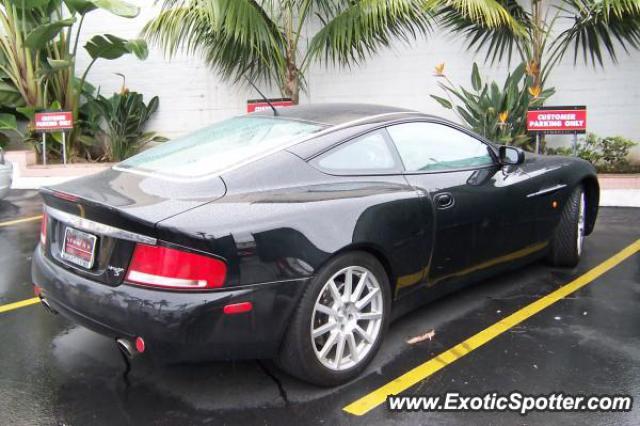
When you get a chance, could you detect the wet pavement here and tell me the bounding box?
[1,189,639,425]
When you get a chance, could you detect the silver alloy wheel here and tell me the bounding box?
[310,266,384,371]
[577,191,586,256]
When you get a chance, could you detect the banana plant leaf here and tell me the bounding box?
[92,0,138,17]
[16,106,37,121]
[64,0,139,17]
[25,18,76,49]
[0,113,18,131]
[0,81,24,107]
[84,35,148,60]
[46,58,73,70]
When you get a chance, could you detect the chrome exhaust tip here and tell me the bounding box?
[39,297,57,315]
[116,338,136,359]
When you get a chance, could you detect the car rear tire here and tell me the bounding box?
[277,251,391,386]
[547,186,586,267]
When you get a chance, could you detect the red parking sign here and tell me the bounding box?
[247,98,293,113]
[527,106,587,134]
[35,111,74,132]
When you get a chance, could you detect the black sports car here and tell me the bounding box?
[32,104,599,386]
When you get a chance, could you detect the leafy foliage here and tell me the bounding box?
[547,133,638,173]
[309,0,433,66]
[431,62,554,149]
[438,0,640,89]
[65,0,140,17]
[84,35,149,61]
[552,0,640,67]
[92,90,166,161]
[0,78,24,109]
[0,113,20,148]
[24,18,77,49]
[0,0,148,159]
[439,0,530,65]
[0,114,19,133]
[142,0,520,103]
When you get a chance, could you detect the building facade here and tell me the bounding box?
[76,0,640,160]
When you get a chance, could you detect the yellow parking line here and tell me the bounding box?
[0,215,42,228]
[344,239,640,416]
[0,297,41,314]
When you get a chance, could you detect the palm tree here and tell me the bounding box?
[439,0,640,92]
[142,0,520,104]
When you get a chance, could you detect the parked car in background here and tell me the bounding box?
[0,149,12,200]
[32,104,599,386]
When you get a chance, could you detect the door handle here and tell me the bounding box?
[435,192,454,209]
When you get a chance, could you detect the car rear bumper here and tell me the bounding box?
[31,246,309,362]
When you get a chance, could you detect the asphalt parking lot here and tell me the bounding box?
[1,189,639,425]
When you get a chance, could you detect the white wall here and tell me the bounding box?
[76,1,640,160]
[75,1,254,138]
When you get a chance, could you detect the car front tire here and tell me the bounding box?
[547,186,586,267]
[277,251,391,386]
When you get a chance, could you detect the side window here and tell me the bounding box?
[387,122,494,172]
[314,130,398,173]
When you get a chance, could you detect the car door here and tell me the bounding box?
[309,128,435,298]
[386,121,538,288]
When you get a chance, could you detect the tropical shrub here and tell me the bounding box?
[599,136,638,172]
[546,133,602,165]
[547,133,638,173]
[0,0,148,159]
[0,113,19,149]
[142,0,519,104]
[93,88,166,162]
[439,0,640,102]
[431,62,554,149]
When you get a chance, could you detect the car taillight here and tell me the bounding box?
[40,210,47,245]
[126,244,226,290]
[51,190,79,202]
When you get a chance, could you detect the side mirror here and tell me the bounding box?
[499,146,525,166]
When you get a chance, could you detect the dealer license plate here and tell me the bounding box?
[61,227,97,269]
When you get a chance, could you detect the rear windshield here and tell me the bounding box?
[116,116,323,178]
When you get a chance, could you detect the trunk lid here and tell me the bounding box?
[40,168,226,286]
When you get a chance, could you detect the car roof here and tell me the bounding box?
[252,102,490,161]
[251,103,427,127]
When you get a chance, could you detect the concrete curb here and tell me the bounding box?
[6,150,111,190]
[599,189,640,207]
